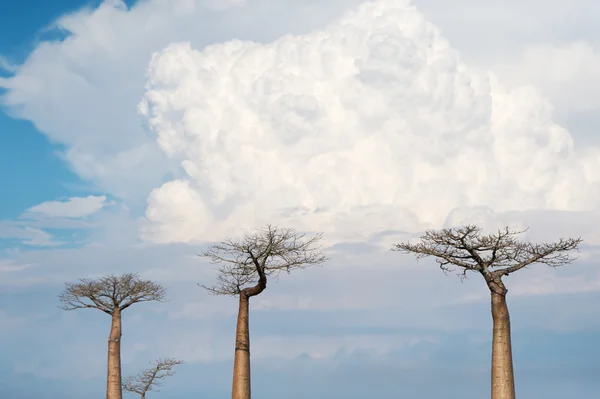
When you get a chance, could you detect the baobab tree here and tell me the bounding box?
[392,225,581,399]
[59,273,167,399]
[122,357,183,399]
[200,225,327,399]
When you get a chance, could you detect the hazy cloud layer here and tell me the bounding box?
[5,322,599,399]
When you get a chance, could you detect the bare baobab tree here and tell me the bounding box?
[59,273,167,399]
[392,225,581,399]
[122,357,184,399]
[200,225,327,399]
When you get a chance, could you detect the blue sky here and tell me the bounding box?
[1,0,600,398]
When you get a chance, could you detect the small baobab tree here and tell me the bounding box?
[122,357,184,399]
[200,225,327,399]
[392,225,581,399]
[59,273,167,399]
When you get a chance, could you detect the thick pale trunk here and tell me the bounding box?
[106,309,123,399]
[490,290,515,399]
[232,294,251,399]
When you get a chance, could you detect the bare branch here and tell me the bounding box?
[58,273,167,314]
[392,225,485,272]
[199,225,328,297]
[122,357,184,397]
[496,237,582,276]
[392,225,582,281]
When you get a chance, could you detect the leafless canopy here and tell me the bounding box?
[200,225,327,296]
[58,273,167,315]
[122,358,184,397]
[392,225,582,279]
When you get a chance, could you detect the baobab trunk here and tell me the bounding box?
[107,308,123,399]
[489,281,515,399]
[232,293,251,399]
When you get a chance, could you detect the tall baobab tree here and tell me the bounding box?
[59,273,167,399]
[122,357,184,399]
[200,225,327,399]
[392,225,581,399]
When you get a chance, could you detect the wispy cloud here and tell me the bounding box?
[25,195,108,219]
[0,55,17,73]
[0,259,32,273]
[0,225,62,247]
[0,198,110,250]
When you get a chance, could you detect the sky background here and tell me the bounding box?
[1,0,599,398]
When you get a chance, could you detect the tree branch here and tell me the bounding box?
[122,357,184,396]
[58,273,167,314]
[199,225,328,297]
[392,225,582,283]
[495,237,582,277]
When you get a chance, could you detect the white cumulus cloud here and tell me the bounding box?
[26,195,108,218]
[493,42,600,114]
[139,0,600,244]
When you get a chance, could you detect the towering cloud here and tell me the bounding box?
[139,0,600,243]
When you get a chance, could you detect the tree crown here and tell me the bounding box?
[200,225,327,296]
[392,225,582,279]
[58,273,167,315]
[122,357,184,396]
